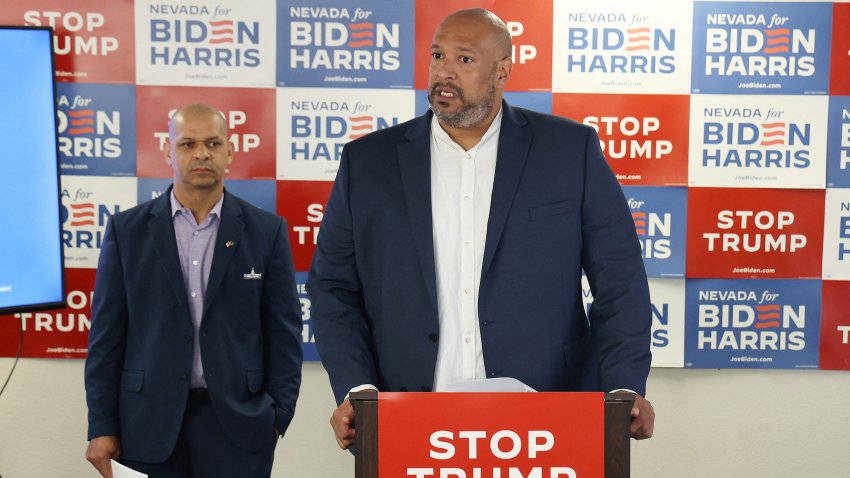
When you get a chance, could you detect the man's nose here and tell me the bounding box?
[194,144,210,159]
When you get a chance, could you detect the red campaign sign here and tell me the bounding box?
[277,180,335,272]
[829,4,850,95]
[819,281,850,370]
[378,392,604,478]
[0,269,94,359]
[686,188,825,279]
[0,0,134,84]
[135,86,277,180]
[552,93,689,186]
[414,0,553,92]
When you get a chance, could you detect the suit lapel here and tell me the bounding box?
[147,189,190,316]
[482,104,533,280]
[397,113,438,313]
[203,190,244,317]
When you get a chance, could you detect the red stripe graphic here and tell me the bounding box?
[755,321,781,329]
[70,118,94,126]
[348,116,372,122]
[70,220,96,227]
[211,28,234,35]
[764,28,790,36]
[70,203,94,209]
[766,37,790,46]
[348,40,374,48]
[764,46,790,54]
[68,127,94,135]
[68,110,93,117]
[71,211,94,218]
[348,22,374,30]
[350,31,374,39]
[209,20,233,27]
[209,38,233,44]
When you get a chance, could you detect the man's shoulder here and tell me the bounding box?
[511,105,589,134]
[225,191,284,229]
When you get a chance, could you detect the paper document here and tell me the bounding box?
[444,377,537,392]
[111,459,148,478]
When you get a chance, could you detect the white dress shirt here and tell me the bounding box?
[430,108,502,392]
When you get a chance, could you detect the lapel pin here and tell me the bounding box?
[225,240,236,248]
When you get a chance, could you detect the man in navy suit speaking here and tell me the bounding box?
[85,104,303,477]
[308,8,655,450]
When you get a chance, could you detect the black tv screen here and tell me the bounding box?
[0,26,65,314]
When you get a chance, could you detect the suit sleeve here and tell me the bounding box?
[579,127,652,396]
[306,146,379,405]
[84,217,127,440]
[263,217,304,435]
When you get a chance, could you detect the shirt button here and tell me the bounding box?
[193,231,199,236]
[464,195,471,201]
[465,154,471,160]
[192,260,199,266]
[191,291,197,298]
[464,288,471,294]
[464,241,471,247]
[465,337,472,344]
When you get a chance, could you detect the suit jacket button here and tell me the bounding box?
[428,334,438,343]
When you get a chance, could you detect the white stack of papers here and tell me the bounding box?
[444,377,537,392]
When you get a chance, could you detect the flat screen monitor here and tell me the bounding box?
[0,26,65,314]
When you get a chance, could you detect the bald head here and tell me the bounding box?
[437,8,512,60]
[169,103,228,139]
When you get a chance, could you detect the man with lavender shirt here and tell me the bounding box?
[84,104,302,477]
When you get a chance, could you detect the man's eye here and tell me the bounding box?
[207,141,222,149]
[431,52,443,60]
[461,56,473,63]
[180,142,194,149]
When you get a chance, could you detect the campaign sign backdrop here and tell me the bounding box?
[553,93,690,186]
[826,96,850,188]
[691,1,832,95]
[688,94,828,189]
[686,188,824,279]
[135,0,276,87]
[0,268,95,358]
[552,0,693,94]
[4,0,135,83]
[819,280,850,370]
[378,392,603,478]
[582,276,685,368]
[829,3,850,95]
[822,188,850,281]
[647,278,686,368]
[295,272,318,361]
[276,87,414,180]
[685,278,821,369]
[276,0,414,89]
[60,176,137,269]
[136,86,277,179]
[621,186,687,277]
[276,180,334,271]
[414,0,553,92]
[56,83,136,176]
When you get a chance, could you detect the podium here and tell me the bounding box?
[350,391,634,478]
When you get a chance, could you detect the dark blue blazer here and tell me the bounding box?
[85,188,303,463]
[308,103,652,404]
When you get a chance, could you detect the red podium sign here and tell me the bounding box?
[378,392,605,478]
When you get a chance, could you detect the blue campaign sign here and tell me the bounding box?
[691,2,832,95]
[277,0,414,88]
[827,96,850,188]
[56,83,136,176]
[137,179,277,212]
[621,186,687,277]
[685,278,821,368]
[296,272,319,361]
[414,91,552,117]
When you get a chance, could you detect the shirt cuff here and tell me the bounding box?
[345,384,379,400]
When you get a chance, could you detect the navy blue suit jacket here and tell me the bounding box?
[308,103,651,405]
[85,188,303,463]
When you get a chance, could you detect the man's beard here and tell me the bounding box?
[428,76,496,129]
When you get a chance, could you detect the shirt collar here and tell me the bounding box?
[430,105,503,152]
[170,188,224,220]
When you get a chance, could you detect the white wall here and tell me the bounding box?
[1,359,849,477]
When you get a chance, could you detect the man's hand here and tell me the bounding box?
[630,394,655,439]
[330,399,357,449]
[86,435,121,477]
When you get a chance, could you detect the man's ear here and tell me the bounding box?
[163,140,172,166]
[497,58,513,85]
